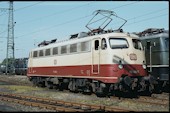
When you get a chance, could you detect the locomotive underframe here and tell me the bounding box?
[28,74,153,96]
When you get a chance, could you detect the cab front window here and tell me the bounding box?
[109,38,129,49]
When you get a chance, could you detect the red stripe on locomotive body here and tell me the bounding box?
[27,64,147,83]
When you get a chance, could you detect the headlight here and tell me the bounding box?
[118,64,123,69]
[142,64,146,69]
[118,60,123,69]
[142,61,146,69]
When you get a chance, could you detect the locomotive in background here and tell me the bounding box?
[0,58,28,75]
[14,58,28,75]
[135,28,169,92]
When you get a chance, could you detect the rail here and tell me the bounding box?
[0,92,133,112]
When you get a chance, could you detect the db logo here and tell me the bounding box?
[54,59,57,65]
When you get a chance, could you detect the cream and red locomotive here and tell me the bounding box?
[27,10,154,96]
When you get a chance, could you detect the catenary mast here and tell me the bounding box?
[6,1,15,75]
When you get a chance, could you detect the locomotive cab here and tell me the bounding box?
[90,32,153,95]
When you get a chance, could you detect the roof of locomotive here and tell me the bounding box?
[31,31,139,51]
[139,30,169,40]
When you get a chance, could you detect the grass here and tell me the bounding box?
[0,85,44,93]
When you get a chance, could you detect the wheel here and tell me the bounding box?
[68,81,77,92]
[95,83,108,97]
[45,81,53,89]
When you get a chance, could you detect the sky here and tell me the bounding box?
[0,1,169,63]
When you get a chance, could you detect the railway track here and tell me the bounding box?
[136,92,169,106]
[0,76,169,110]
[0,92,133,112]
[0,80,168,108]
[151,93,169,99]
[110,95,169,107]
[139,96,169,104]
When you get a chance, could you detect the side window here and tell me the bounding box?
[81,41,90,51]
[95,40,99,50]
[132,39,142,50]
[39,50,44,57]
[61,46,67,54]
[45,48,51,56]
[101,38,107,50]
[53,47,58,55]
[70,43,77,53]
[33,51,38,58]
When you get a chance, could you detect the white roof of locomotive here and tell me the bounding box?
[31,31,139,51]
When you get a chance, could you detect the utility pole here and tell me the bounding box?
[5,1,15,75]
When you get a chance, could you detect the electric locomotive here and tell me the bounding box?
[137,28,169,92]
[27,10,154,96]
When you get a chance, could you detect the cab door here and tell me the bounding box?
[92,38,101,75]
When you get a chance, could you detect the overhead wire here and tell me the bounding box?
[14,1,44,11]
[17,8,168,39]
[0,8,8,17]
[0,2,44,35]
[16,1,141,39]
[1,1,168,40]
[109,1,140,10]
[17,14,93,38]
[126,8,168,21]
[0,1,44,16]
[0,9,8,37]
[0,2,93,35]
[109,8,168,28]
[1,1,139,36]
[16,2,94,26]
[17,0,135,27]
[125,13,168,26]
